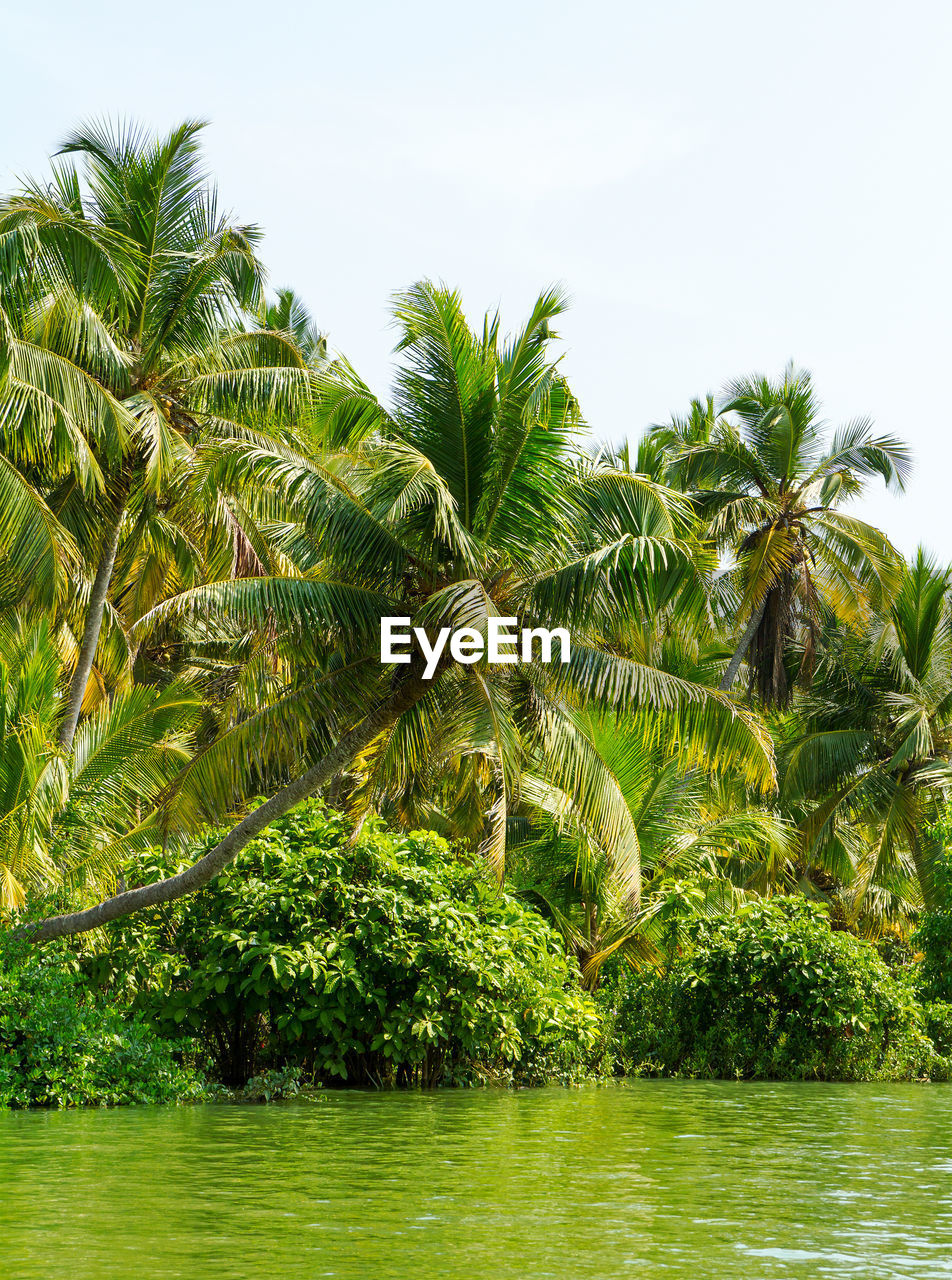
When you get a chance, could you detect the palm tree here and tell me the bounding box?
[0,613,199,911]
[0,119,317,750]
[660,365,910,706]
[509,706,792,985]
[784,550,952,916]
[26,281,774,941]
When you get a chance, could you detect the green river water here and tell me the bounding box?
[2,1081,951,1279]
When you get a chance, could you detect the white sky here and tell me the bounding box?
[2,0,950,557]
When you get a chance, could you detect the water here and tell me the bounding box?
[2,1081,951,1279]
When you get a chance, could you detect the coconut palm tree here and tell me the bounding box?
[0,119,318,750]
[509,706,792,985]
[0,613,200,911]
[662,366,910,706]
[784,550,952,915]
[26,281,775,941]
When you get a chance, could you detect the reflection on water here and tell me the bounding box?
[2,1081,951,1279]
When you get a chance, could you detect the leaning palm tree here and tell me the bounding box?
[0,119,317,749]
[662,366,910,706]
[26,281,774,941]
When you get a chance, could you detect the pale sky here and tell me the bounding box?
[2,0,950,557]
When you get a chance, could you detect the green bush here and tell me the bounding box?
[914,843,952,1004]
[0,938,205,1108]
[90,803,601,1088]
[603,897,939,1082]
[921,1000,952,1067]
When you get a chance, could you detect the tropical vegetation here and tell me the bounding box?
[1,119,951,1103]
[603,896,946,1082]
[86,801,600,1089]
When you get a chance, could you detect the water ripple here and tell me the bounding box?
[2,1080,951,1279]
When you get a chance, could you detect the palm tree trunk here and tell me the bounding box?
[57,507,125,752]
[29,671,432,942]
[718,599,767,693]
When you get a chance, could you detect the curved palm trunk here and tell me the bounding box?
[718,599,767,693]
[29,672,432,942]
[57,507,125,752]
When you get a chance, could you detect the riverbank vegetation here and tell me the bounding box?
[87,803,600,1089]
[1,120,950,1104]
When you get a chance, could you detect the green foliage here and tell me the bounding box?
[650,364,908,709]
[232,1065,310,1103]
[90,802,601,1088]
[120,278,774,913]
[0,937,204,1108]
[603,897,939,1081]
[914,828,952,1004]
[921,1002,952,1073]
[0,613,200,910]
[780,552,952,924]
[2,120,947,1094]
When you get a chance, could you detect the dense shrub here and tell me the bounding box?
[914,844,952,1004]
[920,1000,952,1072]
[0,938,204,1108]
[603,897,940,1081]
[89,803,600,1088]
[913,837,952,1078]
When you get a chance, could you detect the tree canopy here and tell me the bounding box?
[0,120,943,966]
